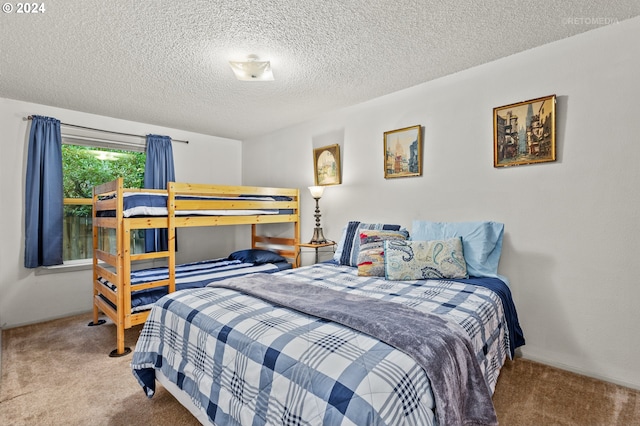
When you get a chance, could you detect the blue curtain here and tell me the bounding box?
[144,134,176,252]
[24,116,64,268]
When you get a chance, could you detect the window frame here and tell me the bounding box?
[60,132,147,265]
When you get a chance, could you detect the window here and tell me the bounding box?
[62,143,146,261]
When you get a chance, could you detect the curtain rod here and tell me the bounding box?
[25,116,189,144]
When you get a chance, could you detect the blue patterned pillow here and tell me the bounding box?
[335,221,404,266]
[384,238,468,280]
[357,229,408,276]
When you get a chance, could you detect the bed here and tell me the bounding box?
[131,221,525,425]
[90,178,300,356]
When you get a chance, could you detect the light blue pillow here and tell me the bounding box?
[332,223,349,262]
[384,238,468,280]
[410,220,504,278]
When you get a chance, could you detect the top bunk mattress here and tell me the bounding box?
[99,192,295,217]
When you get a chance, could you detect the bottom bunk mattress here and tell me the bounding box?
[131,262,524,426]
[98,257,292,313]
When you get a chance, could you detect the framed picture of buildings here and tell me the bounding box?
[384,125,422,178]
[493,94,557,167]
[313,144,341,185]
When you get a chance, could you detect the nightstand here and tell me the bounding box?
[296,241,336,265]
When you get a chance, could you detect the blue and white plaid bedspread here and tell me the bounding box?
[131,263,511,425]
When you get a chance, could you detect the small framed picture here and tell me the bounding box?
[313,144,341,186]
[493,94,557,167]
[384,125,422,178]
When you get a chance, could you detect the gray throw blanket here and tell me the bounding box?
[208,273,498,426]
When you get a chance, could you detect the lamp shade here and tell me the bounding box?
[308,186,325,198]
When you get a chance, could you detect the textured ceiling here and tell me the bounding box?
[2,1,639,140]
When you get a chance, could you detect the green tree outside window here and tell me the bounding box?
[62,145,146,261]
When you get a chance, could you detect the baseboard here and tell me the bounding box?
[520,354,640,392]
[2,309,93,330]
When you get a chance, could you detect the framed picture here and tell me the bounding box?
[493,94,556,167]
[313,144,341,186]
[384,125,422,178]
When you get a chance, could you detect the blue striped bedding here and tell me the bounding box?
[98,192,294,217]
[99,258,291,313]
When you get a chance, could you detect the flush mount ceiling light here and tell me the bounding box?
[229,54,274,81]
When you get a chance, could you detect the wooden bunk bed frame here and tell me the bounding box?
[90,178,300,356]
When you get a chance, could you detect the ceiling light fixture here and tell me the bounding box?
[229,54,274,81]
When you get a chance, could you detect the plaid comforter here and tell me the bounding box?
[132,263,512,425]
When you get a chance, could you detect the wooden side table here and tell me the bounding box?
[296,241,336,265]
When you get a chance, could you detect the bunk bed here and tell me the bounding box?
[90,178,300,357]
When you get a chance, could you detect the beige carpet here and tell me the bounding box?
[1,313,639,425]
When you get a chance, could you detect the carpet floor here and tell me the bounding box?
[1,313,639,425]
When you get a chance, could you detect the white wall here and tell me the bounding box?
[242,17,640,389]
[0,98,243,329]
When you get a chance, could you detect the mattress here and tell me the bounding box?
[98,192,294,217]
[132,262,523,425]
[98,257,291,313]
